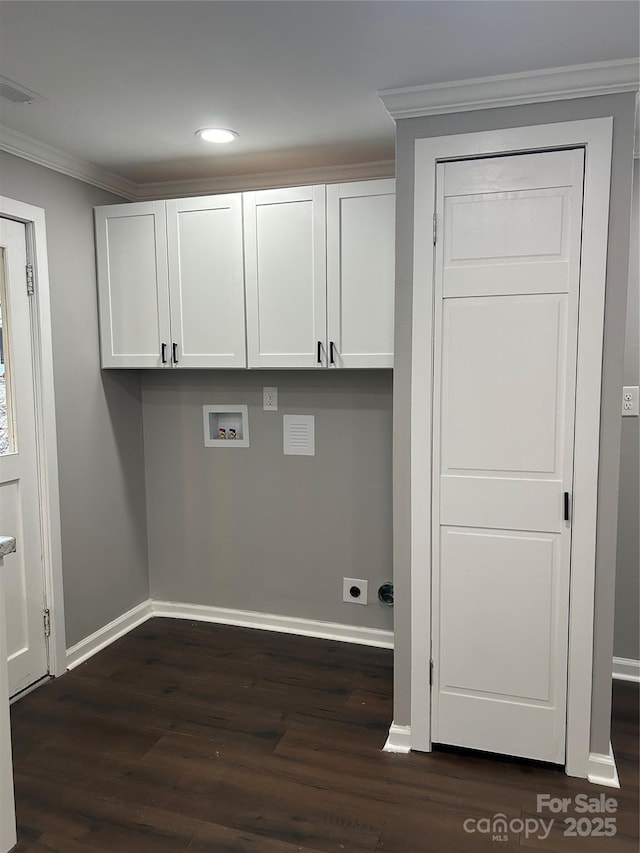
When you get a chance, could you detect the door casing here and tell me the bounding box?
[409,118,613,778]
[0,196,66,682]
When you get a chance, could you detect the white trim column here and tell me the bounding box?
[0,542,17,853]
[407,118,613,779]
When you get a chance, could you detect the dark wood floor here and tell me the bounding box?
[9,618,639,852]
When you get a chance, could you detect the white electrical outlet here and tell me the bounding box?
[343,577,368,605]
[263,386,278,411]
[622,386,639,417]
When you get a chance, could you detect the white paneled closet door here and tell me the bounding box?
[431,149,585,764]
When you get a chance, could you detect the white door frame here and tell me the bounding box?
[0,196,66,680]
[409,118,613,778]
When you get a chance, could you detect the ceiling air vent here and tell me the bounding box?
[0,76,45,105]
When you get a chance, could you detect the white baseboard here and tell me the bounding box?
[151,600,394,648]
[66,600,153,669]
[587,742,620,788]
[66,598,394,669]
[383,722,412,753]
[612,656,640,683]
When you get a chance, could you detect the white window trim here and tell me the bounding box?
[409,118,613,779]
[0,196,66,678]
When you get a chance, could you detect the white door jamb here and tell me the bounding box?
[410,118,613,779]
[0,196,66,678]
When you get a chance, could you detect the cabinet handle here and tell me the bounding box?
[172,342,179,364]
[329,341,336,365]
[564,492,570,522]
[317,341,323,365]
[161,343,167,364]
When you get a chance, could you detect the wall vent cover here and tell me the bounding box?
[283,415,315,456]
[0,76,45,105]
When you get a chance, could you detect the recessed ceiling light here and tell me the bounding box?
[196,128,239,144]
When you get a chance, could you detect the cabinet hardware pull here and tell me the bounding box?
[317,341,322,364]
[564,492,570,522]
[161,343,167,364]
[329,341,336,365]
[172,342,179,364]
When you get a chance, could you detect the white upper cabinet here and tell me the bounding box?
[95,179,395,370]
[326,179,395,368]
[243,186,327,368]
[243,180,395,369]
[166,195,246,368]
[96,195,246,368]
[95,201,170,368]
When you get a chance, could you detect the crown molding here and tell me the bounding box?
[5,56,631,193]
[0,123,394,200]
[379,58,640,120]
[0,125,137,199]
[134,160,395,200]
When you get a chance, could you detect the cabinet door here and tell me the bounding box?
[244,186,326,368]
[326,179,395,368]
[95,201,170,368]
[166,195,246,368]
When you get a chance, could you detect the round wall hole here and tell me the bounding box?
[378,582,394,606]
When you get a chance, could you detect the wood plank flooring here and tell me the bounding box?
[9,618,639,852]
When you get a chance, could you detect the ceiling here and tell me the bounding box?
[0,1,638,188]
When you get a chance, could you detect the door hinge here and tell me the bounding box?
[432,214,437,245]
[26,263,34,296]
[429,659,433,686]
[43,609,51,638]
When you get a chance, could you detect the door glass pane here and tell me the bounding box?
[0,247,15,455]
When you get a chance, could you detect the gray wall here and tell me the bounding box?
[142,369,394,632]
[0,151,149,647]
[614,162,640,663]
[392,93,636,757]
[1,122,635,738]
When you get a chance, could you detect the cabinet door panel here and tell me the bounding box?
[327,180,395,368]
[167,195,246,368]
[95,202,170,368]
[244,186,326,368]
